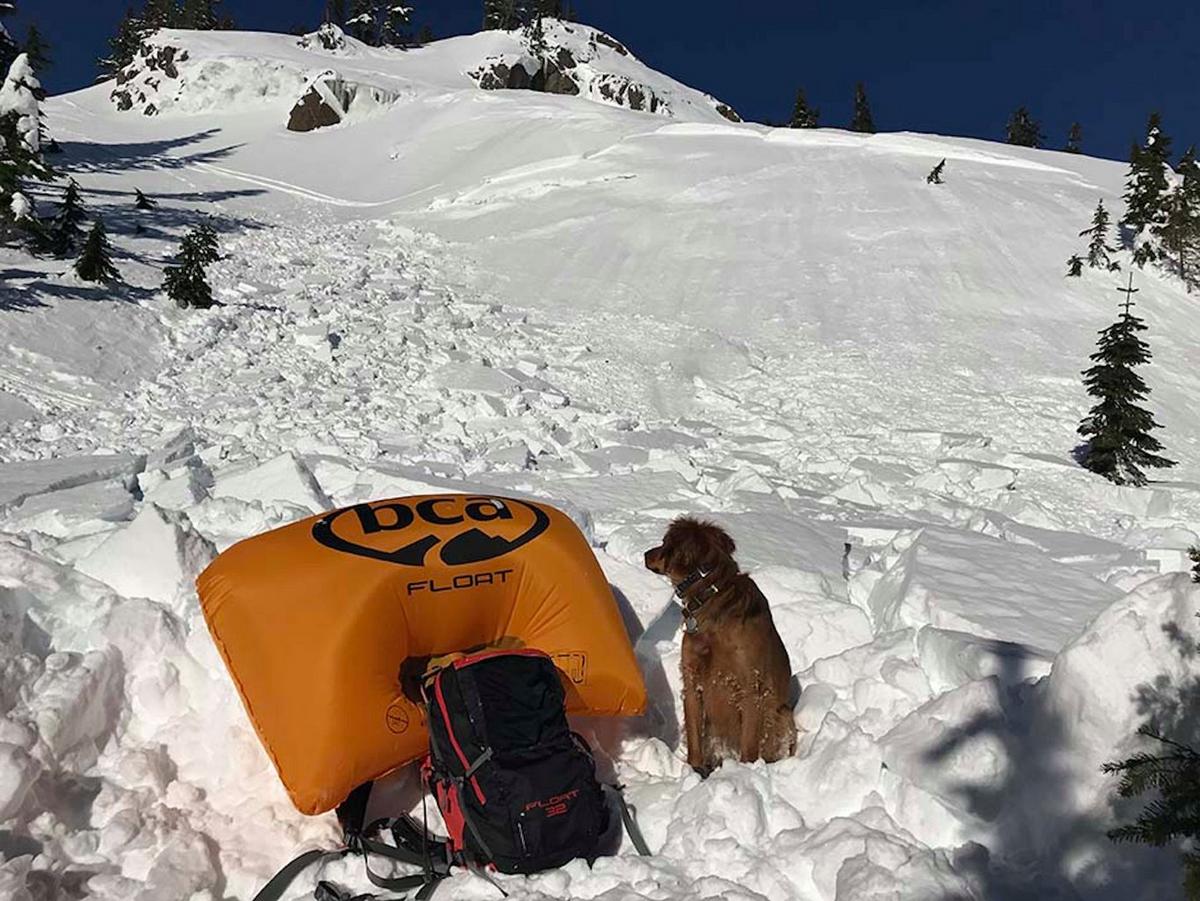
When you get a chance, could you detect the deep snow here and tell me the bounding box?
[1,19,1199,901]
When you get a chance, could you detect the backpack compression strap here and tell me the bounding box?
[251,783,450,901]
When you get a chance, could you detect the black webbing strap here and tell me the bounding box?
[609,785,652,858]
[251,784,450,901]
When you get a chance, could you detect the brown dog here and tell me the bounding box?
[644,517,797,775]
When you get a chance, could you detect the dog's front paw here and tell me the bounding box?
[691,763,714,780]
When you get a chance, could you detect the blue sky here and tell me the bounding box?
[8,0,1198,162]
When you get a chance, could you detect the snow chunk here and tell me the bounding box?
[75,505,216,607]
[0,453,146,509]
[0,741,38,821]
[210,452,331,513]
[5,479,135,538]
[32,648,123,758]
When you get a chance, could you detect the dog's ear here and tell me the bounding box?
[666,517,735,570]
[711,526,736,557]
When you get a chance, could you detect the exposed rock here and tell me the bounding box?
[592,32,629,56]
[534,58,580,96]
[716,103,743,123]
[476,60,534,92]
[110,41,188,116]
[297,23,346,53]
[595,73,666,114]
[286,71,401,133]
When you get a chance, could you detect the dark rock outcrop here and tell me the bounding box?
[111,42,189,116]
[286,72,401,132]
[297,23,346,53]
[287,84,344,132]
[474,48,580,96]
[715,103,743,123]
[594,74,664,114]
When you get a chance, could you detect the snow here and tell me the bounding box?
[0,16,1199,901]
[0,53,40,154]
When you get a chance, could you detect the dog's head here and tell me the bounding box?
[644,517,736,584]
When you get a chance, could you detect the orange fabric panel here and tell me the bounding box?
[197,494,647,815]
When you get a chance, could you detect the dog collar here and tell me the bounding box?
[675,568,722,633]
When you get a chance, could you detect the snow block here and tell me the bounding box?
[32,648,122,758]
[210,452,331,513]
[0,741,38,821]
[862,526,1122,652]
[0,453,146,509]
[4,479,135,538]
[75,505,216,607]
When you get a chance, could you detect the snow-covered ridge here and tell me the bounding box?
[107,21,739,125]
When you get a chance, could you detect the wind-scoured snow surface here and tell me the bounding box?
[2,21,1200,901]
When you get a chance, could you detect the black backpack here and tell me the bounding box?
[253,649,648,901]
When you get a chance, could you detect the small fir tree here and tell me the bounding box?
[141,0,180,29]
[1122,113,1174,267]
[192,220,220,262]
[926,159,946,184]
[1006,106,1043,148]
[49,178,86,255]
[1190,546,1200,582]
[1077,274,1175,486]
[850,82,874,134]
[0,52,42,157]
[1104,727,1200,899]
[180,0,223,30]
[134,187,157,209]
[1153,147,1200,291]
[74,218,119,282]
[381,5,414,47]
[1066,254,1083,277]
[1066,122,1083,154]
[346,0,379,44]
[526,14,547,58]
[417,23,434,44]
[324,0,347,26]
[0,2,17,75]
[22,25,49,78]
[1080,199,1121,271]
[101,7,147,78]
[789,87,818,128]
[163,226,216,308]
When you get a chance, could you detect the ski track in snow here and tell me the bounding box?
[2,21,1200,901]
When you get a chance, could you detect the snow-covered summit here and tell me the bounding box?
[108,20,739,124]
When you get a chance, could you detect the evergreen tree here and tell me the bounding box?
[381,5,414,47]
[526,14,547,58]
[192,220,220,263]
[0,52,41,157]
[163,226,216,308]
[1190,546,1199,582]
[1153,147,1200,291]
[324,0,347,26]
[788,87,818,128]
[849,82,874,134]
[1066,254,1083,277]
[926,159,945,185]
[535,0,562,15]
[180,0,222,30]
[22,25,49,77]
[0,1,17,76]
[135,187,157,209]
[1079,199,1120,271]
[74,218,119,282]
[48,179,87,255]
[417,23,434,44]
[346,0,379,44]
[101,6,147,78]
[1104,731,1200,895]
[483,0,526,30]
[1066,122,1083,154]
[1122,113,1174,268]
[141,0,180,29]
[1077,275,1175,486]
[1005,106,1043,148]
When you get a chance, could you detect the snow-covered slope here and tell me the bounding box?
[2,20,1199,901]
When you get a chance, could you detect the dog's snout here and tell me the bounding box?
[644,546,666,574]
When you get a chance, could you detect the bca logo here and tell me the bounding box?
[312,495,550,567]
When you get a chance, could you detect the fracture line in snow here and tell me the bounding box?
[190,162,420,208]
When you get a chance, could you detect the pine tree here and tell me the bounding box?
[346,0,379,44]
[141,0,180,29]
[526,14,547,58]
[1122,113,1174,268]
[1190,546,1200,582]
[483,0,526,30]
[381,5,414,47]
[850,83,874,134]
[417,23,434,44]
[49,179,86,255]
[789,87,818,128]
[1079,199,1121,271]
[192,220,220,262]
[926,159,945,185]
[1153,147,1200,291]
[101,7,148,78]
[1104,727,1200,897]
[0,52,41,157]
[135,187,157,209]
[22,25,49,77]
[535,0,562,15]
[1066,122,1083,154]
[1066,254,1083,277]
[1005,106,1043,148]
[163,226,216,308]
[74,219,119,282]
[1077,275,1175,486]
[180,0,223,30]
[0,2,17,76]
[324,0,347,26]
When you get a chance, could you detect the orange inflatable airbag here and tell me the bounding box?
[197,494,646,815]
